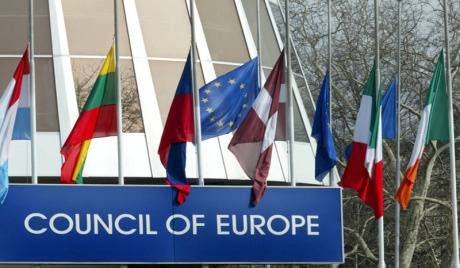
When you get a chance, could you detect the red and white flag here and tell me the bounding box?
[228,51,285,205]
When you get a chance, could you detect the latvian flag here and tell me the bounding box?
[0,46,30,204]
[339,62,383,219]
[229,51,285,206]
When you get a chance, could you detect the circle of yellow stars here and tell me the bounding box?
[201,78,249,128]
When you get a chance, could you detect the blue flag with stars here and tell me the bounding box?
[200,57,259,140]
[312,71,337,182]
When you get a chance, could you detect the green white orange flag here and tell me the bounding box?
[339,63,383,219]
[394,50,449,209]
[60,45,117,184]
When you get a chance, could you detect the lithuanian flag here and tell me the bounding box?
[60,45,117,184]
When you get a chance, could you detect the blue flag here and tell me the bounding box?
[382,77,396,139]
[311,71,337,182]
[345,77,397,160]
[200,58,259,140]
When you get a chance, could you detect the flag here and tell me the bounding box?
[0,46,30,203]
[345,78,396,161]
[228,51,285,206]
[60,44,117,184]
[394,50,448,209]
[339,63,383,219]
[311,70,337,182]
[158,52,259,204]
[382,77,396,139]
[200,58,258,140]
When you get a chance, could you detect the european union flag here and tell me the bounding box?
[382,77,396,139]
[200,58,259,140]
[312,71,337,182]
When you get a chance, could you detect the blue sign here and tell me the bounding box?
[0,185,343,263]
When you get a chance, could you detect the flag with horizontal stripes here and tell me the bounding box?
[0,46,30,203]
[60,44,117,184]
[228,51,285,206]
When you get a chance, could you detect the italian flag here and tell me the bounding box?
[60,45,117,184]
[339,63,383,219]
[394,50,449,209]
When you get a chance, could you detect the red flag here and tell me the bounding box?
[228,51,285,205]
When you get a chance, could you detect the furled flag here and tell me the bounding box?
[312,70,337,182]
[339,62,383,219]
[382,77,396,139]
[394,50,448,210]
[158,52,259,204]
[228,51,285,206]
[345,77,396,161]
[0,46,30,203]
[61,44,117,184]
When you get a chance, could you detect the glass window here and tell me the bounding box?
[0,0,52,55]
[213,63,242,77]
[36,58,59,131]
[136,0,191,59]
[242,0,281,68]
[71,58,144,133]
[62,0,131,56]
[0,57,59,131]
[196,0,249,63]
[149,60,205,125]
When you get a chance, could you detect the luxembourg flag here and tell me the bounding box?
[0,47,30,204]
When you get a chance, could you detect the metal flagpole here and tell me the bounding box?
[285,0,295,187]
[29,5,40,268]
[395,1,402,268]
[374,0,385,267]
[114,0,124,185]
[327,0,334,189]
[190,0,204,186]
[328,3,337,267]
[442,0,460,266]
[29,0,37,185]
[257,0,262,87]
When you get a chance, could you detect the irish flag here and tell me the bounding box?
[339,63,383,219]
[61,45,117,184]
[394,50,449,209]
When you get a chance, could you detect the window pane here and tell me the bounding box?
[0,57,59,131]
[71,58,144,133]
[62,0,131,56]
[136,0,191,59]
[149,60,205,125]
[196,0,249,63]
[36,58,59,131]
[242,0,281,68]
[0,0,52,55]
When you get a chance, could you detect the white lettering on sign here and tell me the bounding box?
[24,213,159,235]
[23,213,319,236]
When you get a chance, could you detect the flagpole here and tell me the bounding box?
[327,0,334,188]
[395,1,402,268]
[374,0,385,267]
[190,0,204,186]
[29,0,37,185]
[442,0,460,266]
[114,0,124,186]
[257,0,262,88]
[285,0,295,187]
[328,3,337,267]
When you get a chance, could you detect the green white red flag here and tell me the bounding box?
[339,63,383,219]
[394,50,449,209]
